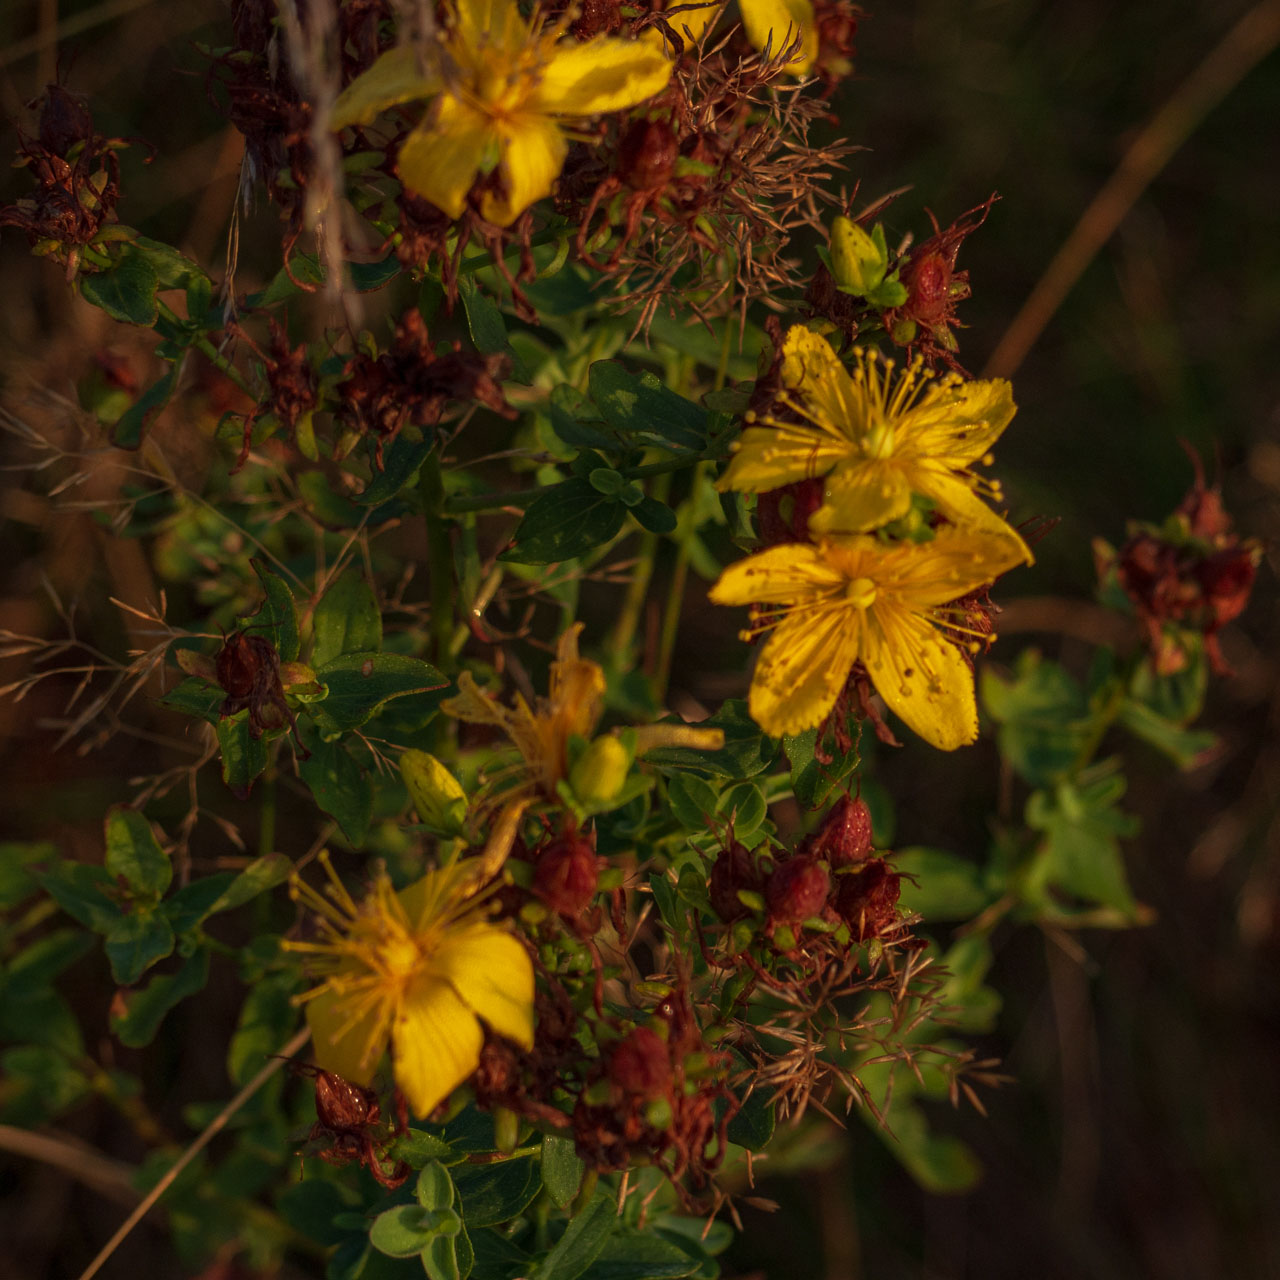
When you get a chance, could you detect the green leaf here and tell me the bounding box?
[4,930,94,996]
[415,1160,457,1210]
[37,862,121,932]
[312,574,383,668]
[453,1156,540,1228]
[666,774,720,831]
[422,1226,467,1280]
[104,807,172,898]
[725,1088,775,1152]
[163,873,239,935]
[0,1046,89,1124]
[540,1134,585,1209]
[1025,771,1141,918]
[469,1228,530,1276]
[1118,699,1217,769]
[630,496,678,534]
[228,971,300,1086]
[309,652,449,733]
[1127,642,1208,725]
[356,436,433,506]
[499,478,626,565]
[892,847,989,921]
[79,248,160,325]
[216,712,271,798]
[299,739,374,846]
[111,364,178,449]
[549,384,617,452]
[529,1190,618,1280]
[719,782,766,839]
[784,727,860,810]
[111,947,211,1047]
[369,1205,447,1258]
[642,701,775,779]
[0,840,54,909]
[589,363,707,452]
[244,560,300,662]
[876,1102,982,1193]
[349,256,402,291]
[388,1129,457,1169]
[158,676,223,724]
[104,910,176,985]
[579,1232,700,1280]
[276,1179,361,1248]
[204,853,292,916]
[980,651,1098,787]
[458,276,508,355]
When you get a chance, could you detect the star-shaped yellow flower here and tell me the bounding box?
[718,326,1027,546]
[709,527,1029,748]
[678,0,817,74]
[287,852,533,1119]
[330,0,672,226]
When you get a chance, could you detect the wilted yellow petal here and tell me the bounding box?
[749,605,861,736]
[529,35,673,116]
[435,922,535,1048]
[479,114,568,226]
[330,45,440,130]
[861,603,978,751]
[398,98,496,218]
[393,974,485,1117]
[738,0,817,71]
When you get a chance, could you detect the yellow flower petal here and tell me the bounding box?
[305,982,388,1086]
[879,525,1030,600]
[738,0,817,71]
[861,603,979,750]
[330,44,441,129]
[398,97,496,218]
[810,461,913,533]
[903,378,1016,468]
[453,0,528,56]
[479,114,568,226]
[528,35,673,116]
[708,541,847,606]
[911,467,1034,558]
[717,424,850,493]
[749,604,861,736]
[780,326,862,431]
[435,922,535,1049]
[392,973,485,1117]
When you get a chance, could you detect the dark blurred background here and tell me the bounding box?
[2,1,1279,1277]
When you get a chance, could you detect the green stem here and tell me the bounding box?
[419,450,456,674]
[606,472,672,668]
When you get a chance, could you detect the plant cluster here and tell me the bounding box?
[0,0,1258,1277]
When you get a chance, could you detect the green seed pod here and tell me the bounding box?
[569,735,631,807]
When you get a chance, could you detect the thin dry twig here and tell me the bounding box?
[984,0,1280,378]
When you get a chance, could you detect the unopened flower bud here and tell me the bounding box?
[830,216,887,295]
[766,855,830,923]
[533,832,599,915]
[569,735,631,808]
[400,750,468,837]
[608,1027,671,1099]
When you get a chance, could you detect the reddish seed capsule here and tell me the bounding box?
[708,840,762,922]
[801,794,874,867]
[766,856,830,923]
[616,119,678,192]
[313,1068,378,1129]
[834,858,901,940]
[533,834,599,916]
[608,1027,671,1099]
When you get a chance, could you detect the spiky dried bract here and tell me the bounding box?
[286,853,534,1119]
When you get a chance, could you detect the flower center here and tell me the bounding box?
[844,577,877,609]
[378,935,424,980]
[864,415,895,459]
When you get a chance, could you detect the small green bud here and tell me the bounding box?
[890,317,918,346]
[400,750,468,836]
[830,216,888,295]
[568,735,631,808]
[492,1106,519,1154]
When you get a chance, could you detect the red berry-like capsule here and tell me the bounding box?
[766,856,830,923]
[608,1027,671,1099]
[533,833,600,916]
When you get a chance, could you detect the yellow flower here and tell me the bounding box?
[708,527,1029,748]
[718,326,1027,546]
[330,0,672,226]
[287,852,533,1119]
[678,0,818,74]
[442,624,723,858]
